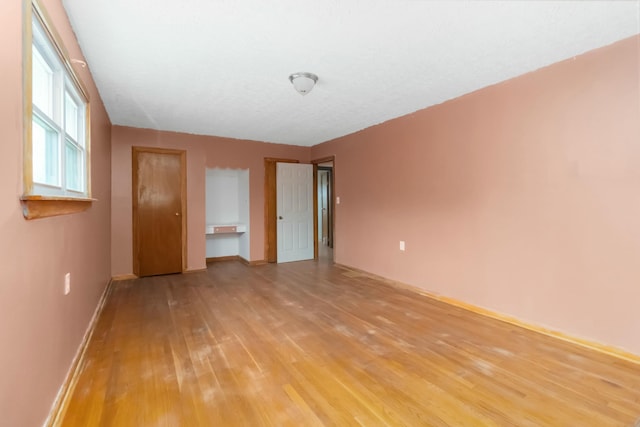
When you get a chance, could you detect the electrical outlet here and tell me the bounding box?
[336,196,341,205]
[399,241,405,251]
[64,273,71,295]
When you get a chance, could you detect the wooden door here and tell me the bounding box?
[276,162,314,263]
[133,147,186,277]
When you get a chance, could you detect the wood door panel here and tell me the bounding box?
[265,161,277,263]
[134,149,184,277]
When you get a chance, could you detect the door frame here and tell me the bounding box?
[311,156,335,261]
[317,166,333,247]
[132,146,187,276]
[264,157,299,263]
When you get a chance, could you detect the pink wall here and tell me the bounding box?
[111,126,308,276]
[0,0,112,425]
[312,35,640,355]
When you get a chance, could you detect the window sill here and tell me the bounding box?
[20,195,95,220]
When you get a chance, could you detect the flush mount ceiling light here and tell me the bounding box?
[289,72,318,96]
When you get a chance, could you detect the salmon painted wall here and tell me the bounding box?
[111,126,308,276]
[312,35,640,355]
[0,0,112,425]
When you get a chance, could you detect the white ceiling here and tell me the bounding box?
[62,1,639,147]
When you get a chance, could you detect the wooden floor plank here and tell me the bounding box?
[58,260,640,426]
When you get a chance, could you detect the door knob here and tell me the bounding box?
[278,216,283,220]
[175,212,180,216]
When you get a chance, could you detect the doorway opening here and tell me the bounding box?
[264,158,299,263]
[312,156,335,262]
[264,156,335,264]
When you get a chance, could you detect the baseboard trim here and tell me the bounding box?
[335,263,640,365]
[206,255,240,263]
[111,273,137,281]
[45,279,114,427]
[184,267,207,274]
[206,256,267,266]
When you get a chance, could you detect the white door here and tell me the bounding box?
[277,162,314,263]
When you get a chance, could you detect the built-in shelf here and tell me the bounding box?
[205,224,247,234]
[205,168,250,260]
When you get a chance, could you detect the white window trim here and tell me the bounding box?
[22,0,93,219]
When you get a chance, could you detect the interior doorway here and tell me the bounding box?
[264,158,299,263]
[132,147,186,277]
[318,167,333,244]
[312,156,335,262]
[265,156,335,263]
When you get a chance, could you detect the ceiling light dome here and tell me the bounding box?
[289,72,318,96]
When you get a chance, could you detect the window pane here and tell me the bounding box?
[29,7,90,198]
[32,118,60,186]
[65,92,79,141]
[32,47,53,117]
[65,140,84,192]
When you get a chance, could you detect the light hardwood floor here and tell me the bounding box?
[58,260,640,426]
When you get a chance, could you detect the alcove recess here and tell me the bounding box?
[205,168,249,262]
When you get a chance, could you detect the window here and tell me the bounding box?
[22,0,91,219]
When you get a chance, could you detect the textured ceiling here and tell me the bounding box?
[62,1,639,147]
